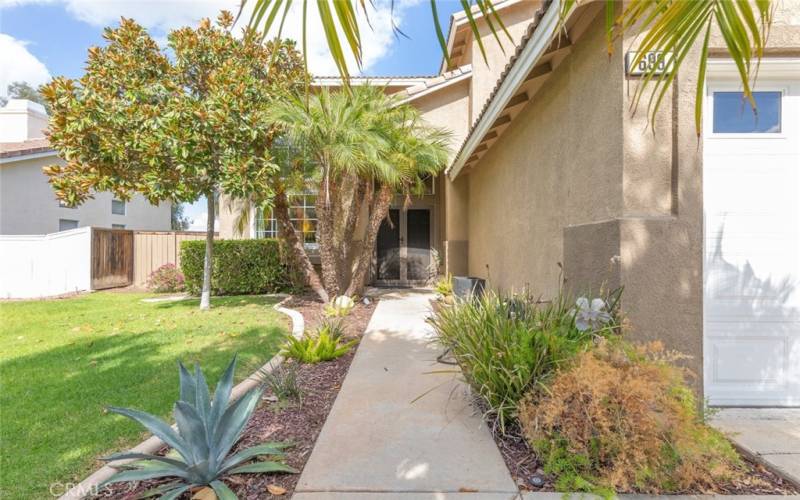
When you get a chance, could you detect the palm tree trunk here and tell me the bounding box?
[337,176,364,290]
[346,183,393,297]
[315,183,340,298]
[199,192,215,310]
[274,191,329,303]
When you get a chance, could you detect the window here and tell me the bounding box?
[112,224,126,229]
[255,194,317,249]
[59,219,79,231]
[58,200,74,208]
[111,199,126,215]
[713,91,782,133]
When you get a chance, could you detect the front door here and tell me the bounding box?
[375,208,432,286]
[704,68,800,406]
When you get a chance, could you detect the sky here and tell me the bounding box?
[0,0,464,228]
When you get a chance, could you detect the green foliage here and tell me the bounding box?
[42,11,306,208]
[260,364,303,404]
[283,319,356,364]
[519,341,745,496]
[181,239,293,295]
[0,292,287,499]
[100,356,296,498]
[434,274,453,296]
[428,290,619,432]
[146,263,185,293]
[171,203,191,231]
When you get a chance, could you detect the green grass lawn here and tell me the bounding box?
[0,292,288,499]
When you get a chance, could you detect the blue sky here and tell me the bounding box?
[0,0,463,227]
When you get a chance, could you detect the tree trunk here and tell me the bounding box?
[200,192,214,310]
[346,183,393,297]
[337,176,364,291]
[274,191,329,303]
[315,183,340,298]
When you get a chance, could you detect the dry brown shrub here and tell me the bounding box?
[519,341,746,496]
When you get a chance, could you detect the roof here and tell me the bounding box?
[0,138,55,160]
[448,0,558,178]
[312,75,433,87]
[399,65,472,103]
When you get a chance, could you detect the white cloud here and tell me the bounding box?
[0,34,51,97]
[2,0,422,75]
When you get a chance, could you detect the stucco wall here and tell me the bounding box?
[467,17,624,295]
[0,155,171,234]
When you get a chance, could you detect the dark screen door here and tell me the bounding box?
[406,209,431,281]
[376,209,400,280]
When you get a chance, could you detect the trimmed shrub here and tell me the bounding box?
[181,239,293,295]
[518,341,745,497]
[146,263,185,293]
[427,290,621,431]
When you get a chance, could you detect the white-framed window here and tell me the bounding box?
[58,200,74,208]
[59,219,79,231]
[111,199,126,215]
[712,90,782,134]
[112,224,126,229]
[255,194,317,249]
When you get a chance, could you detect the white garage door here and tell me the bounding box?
[704,61,800,406]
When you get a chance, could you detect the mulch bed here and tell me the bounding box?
[93,295,376,499]
[487,396,800,496]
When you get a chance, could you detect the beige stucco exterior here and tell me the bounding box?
[218,1,800,397]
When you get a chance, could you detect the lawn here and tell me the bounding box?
[0,292,288,499]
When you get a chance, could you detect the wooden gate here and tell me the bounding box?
[91,228,134,290]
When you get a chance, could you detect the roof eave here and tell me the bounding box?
[447,0,561,180]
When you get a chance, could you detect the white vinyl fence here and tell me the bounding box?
[0,227,92,299]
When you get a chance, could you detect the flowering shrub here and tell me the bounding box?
[146,263,185,293]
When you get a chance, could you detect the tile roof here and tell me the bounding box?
[448,0,554,174]
[0,138,54,160]
[400,65,472,100]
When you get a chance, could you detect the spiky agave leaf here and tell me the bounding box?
[100,356,295,497]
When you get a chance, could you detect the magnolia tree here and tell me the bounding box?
[42,11,305,309]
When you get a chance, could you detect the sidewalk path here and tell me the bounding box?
[711,408,800,489]
[294,290,518,499]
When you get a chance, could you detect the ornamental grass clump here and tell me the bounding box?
[518,341,746,498]
[99,356,296,499]
[428,289,620,431]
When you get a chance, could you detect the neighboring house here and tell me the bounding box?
[0,99,171,235]
[218,0,800,407]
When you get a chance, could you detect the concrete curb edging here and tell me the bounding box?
[59,295,304,500]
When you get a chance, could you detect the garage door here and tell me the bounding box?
[704,63,800,406]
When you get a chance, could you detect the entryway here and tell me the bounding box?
[375,207,433,287]
[703,59,800,406]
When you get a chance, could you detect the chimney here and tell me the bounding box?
[0,99,48,142]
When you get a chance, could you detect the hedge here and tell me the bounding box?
[180,239,296,295]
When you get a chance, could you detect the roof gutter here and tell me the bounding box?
[447,0,561,180]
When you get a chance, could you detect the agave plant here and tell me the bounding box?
[99,356,296,499]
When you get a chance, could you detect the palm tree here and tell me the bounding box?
[264,85,450,300]
[242,0,774,134]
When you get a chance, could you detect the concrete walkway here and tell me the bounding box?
[712,408,800,488]
[294,290,518,499]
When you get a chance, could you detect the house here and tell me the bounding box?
[0,99,172,235]
[218,0,800,407]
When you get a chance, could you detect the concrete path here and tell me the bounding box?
[712,408,800,488]
[294,290,518,498]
